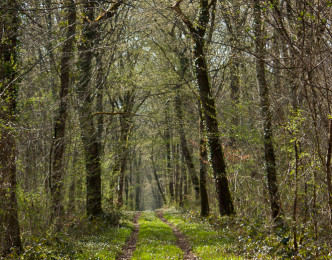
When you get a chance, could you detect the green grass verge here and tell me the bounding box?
[13,212,135,260]
[74,223,133,259]
[132,211,183,260]
[163,210,243,260]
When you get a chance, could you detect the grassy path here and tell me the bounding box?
[14,210,244,259]
[156,210,197,260]
[131,211,183,260]
[116,212,141,260]
[163,210,243,260]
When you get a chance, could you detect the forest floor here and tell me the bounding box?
[10,209,242,260]
[6,209,331,259]
[116,212,141,260]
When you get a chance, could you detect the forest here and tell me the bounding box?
[0,0,331,259]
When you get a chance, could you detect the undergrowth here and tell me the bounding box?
[4,210,135,260]
[164,209,331,259]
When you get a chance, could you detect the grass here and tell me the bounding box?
[132,211,183,260]
[12,212,135,260]
[74,223,133,259]
[163,210,243,260]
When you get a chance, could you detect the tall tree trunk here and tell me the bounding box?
[165,106,174,202]
[116,94,133,206]
[175,94,200,198]
[179,152,184,207]
[229,53,240,146]
[326,118,332,226]
[129,157,135,210]
[77,0,102,216]
[0,0,22,255]
[194,37,234,216]
[117,139,128,206]
[253,0,282,223]
[173,0,234,216]
[50,0,76,227]
[221,1,242,146]
[95,22,104,164]
[151,153,167,205]
[174,143,180,203]
[44,0,58,98]
[135,153,141,211]
[199,103,210,217]
[125,175,129,205]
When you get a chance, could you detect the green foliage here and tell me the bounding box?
[164,209,332,259]
[17,186,49,237]
[17,234,76,260]
[132,212,183,260]
[6,211,136,259]
[74,226,132,259]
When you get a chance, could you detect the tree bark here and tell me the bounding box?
[172,0,234,216]
[175,94,200,198]
[165,105,174,202]
[253,0,282,223]
[135,153,141,211]
[77,0,102,216]
[116,92,134,206]
[229,54,240,146]
[174,143,180,203]
[50,0,76,226]
[199,103,210,217]
[326,118,332,226]
[0,0,22,255]
[151,153,167,205]
[179,152,185,207]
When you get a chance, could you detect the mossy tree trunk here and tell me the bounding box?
[199,103,210,217]
[164,104,174,202]
[50,0,76,227]
[0,0,22,255]
[77,0,102,217]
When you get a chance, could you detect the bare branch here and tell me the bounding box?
[171,1,197,36]
[94,0,124,22]
[92,111,131,116]
[208,0,217,10]
[92,112,146,117]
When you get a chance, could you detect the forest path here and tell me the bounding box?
[116,212,141,260]
[156,210,198,260]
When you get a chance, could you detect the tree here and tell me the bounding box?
[172,0,235,216]
[0,0,22,255]
[253,0,282,223]
[77,0,124,216]
[77,0,103,216]
[50,0,76,227]
[115,91,135,206]
[199,102,210,217]
[164,102,174,202]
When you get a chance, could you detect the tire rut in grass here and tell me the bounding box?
[116,212,141,260]
[156,210,197,260]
